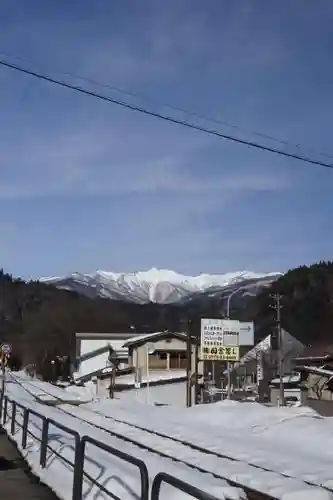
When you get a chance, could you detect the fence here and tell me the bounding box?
[1,394,222,500]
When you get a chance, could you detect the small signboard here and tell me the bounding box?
[201,345,240,362]
[200,318,224,360]
[200,318,253,361]
[1,344,11,355]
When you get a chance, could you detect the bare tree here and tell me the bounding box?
[311,376,328,400]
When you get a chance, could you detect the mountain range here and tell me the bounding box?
[41,268,282,304]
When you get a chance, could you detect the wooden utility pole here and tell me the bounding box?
[186,319,192,407]
[194,332,200,404]
[270,292,284,406]
[109,368,117,399]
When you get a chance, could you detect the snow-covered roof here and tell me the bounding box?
[271,373,301,384]
[237,330,305,365]
[76,332,135,339]
[301,365,333,378]
[122,331,187,348]
[109,340,128,352]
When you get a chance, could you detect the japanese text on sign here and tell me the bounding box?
[200,318,224,346]
[201,345,240,361]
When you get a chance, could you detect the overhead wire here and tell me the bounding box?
[1,57,333,170]
[1,50,333,161]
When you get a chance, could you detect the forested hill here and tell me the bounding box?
[1,261,333,365]
[250,261,333,347]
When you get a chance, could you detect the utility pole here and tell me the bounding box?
[186,319,192,407]
[270,292,284,406]
[225,286,249,400]
[194,334,200,404]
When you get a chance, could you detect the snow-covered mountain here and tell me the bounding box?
[41,268,282,304]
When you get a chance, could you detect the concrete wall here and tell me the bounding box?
[78,339,110,377]
[270,387,307,406]
[307,398,333,416]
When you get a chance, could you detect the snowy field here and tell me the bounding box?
[67,379,187,406]
[3,372,333,500]
[115,380,187,406]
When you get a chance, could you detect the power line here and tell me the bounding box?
[1,57,333,170]
[61,74,333,161]
[1,50,333,161]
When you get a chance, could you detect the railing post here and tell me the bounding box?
[22,408,29,449]
[40,418,50,468]
[10,401,16,434]
[151,472,220,500]
[3,396,8,424]
[151,473,162,500]
[0,373,5,421]
[72,438,85,500]
[80,436,149,500]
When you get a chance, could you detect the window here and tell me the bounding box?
[154,351,167,360]
[170,351,186,359]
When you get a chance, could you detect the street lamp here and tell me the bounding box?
[226,284,252,318]
[225,284,252,399]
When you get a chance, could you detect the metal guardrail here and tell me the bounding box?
[2,395,149,500]
[151,472,222,500]
[1,394,222,500]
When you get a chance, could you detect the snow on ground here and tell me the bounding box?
[115,369,186,386]
[8,372,93,403]
[4,374,333,499]
[64,380,98,399]
[115,381,187,406]
[59,401,333,499]
[4,379,245,500]
[80,398,333,492]
[65,371,187,403]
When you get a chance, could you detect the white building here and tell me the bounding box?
[75,332,132,381]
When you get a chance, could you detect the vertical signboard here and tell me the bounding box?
[256,351,264,381]
[200,319,240,361]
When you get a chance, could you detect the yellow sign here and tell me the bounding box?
[201,345,239,361]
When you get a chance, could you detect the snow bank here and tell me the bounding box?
[3,395,245,500]
[5,376,333,499]
[82,398,333,492]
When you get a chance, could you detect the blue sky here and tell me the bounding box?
[1,0,333,279]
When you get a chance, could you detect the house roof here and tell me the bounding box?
[75,332,137,340]
[294,344,333,363]
[122,331,190,348]
[298,365,333,378]
[270,373,301,385]
[235,330,305,366]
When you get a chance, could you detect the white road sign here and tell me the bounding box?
[201,318,224,344]
[239,322,254,346]
[1,343,11,354]
[200,318,240,361]
[200,318,254,361]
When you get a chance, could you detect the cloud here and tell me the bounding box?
[0,119,292,200]
[0,0,333,279]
